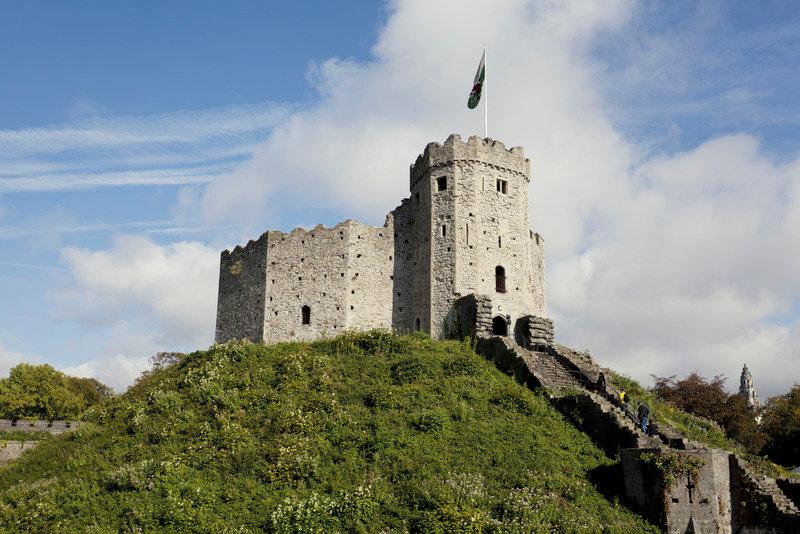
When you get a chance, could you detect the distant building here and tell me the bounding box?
[739,364,761,421]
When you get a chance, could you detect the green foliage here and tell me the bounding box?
[650,372,765,452]
[612,372,735,450]
[0,332,658,532]
[639,451,705,489]
[760,383,800,468]
[0,363,112,421]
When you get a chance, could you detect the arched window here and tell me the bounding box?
[301,305,311,325]
[492,316,508,336]
[495,266,506,293]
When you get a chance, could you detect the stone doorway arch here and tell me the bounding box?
[492,315,508,336]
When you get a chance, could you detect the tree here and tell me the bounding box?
[0,363,113,420]
[650,372,765,452]
[760,384,800,468]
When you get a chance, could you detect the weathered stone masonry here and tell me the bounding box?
[215,135,547,343]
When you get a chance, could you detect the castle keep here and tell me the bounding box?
[215,134,547,343]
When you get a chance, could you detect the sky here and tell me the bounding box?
[1,0,799,396]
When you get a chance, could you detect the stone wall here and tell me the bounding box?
[515,315,554,348]
[215,233,269,342]
[451,294,492,339]
[0,419,80,434]
[777,478,800,509]
[730,455,800,531]
[621,448,733,534]
[0,441,36,466]
[262,223,353,342]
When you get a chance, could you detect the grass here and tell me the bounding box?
[0,332,658,533]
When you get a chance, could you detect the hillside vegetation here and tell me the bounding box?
[0,332,657,533]
[611,373,796,479]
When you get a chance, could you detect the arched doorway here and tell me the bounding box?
[492,316,508,336]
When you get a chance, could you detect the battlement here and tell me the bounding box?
[410,134,530,190]
[0,419,80,434]
[221,231,269,259]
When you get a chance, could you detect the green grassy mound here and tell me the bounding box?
[0,332,657,533]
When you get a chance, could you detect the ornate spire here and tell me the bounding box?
[739,364,761,413]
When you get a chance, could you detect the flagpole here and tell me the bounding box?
[483,43,488,138]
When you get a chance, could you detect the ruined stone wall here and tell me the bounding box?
[262,224,351,343]
[730,455,800,531]
[390,199,417,333]
[452,294,492,339]
[215,233,268,342]
[777,478,800,509]
[0,419,80,434]
[345,220,394,332]
[0,441,36,466]
[621,448,733,534]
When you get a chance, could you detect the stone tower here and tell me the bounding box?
[392,134,546,338]
[739,364,761,413]
[214,134,547,344]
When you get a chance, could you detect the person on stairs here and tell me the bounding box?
[638,402,650,434]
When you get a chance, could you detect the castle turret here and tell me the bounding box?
[392,134,546,338]
[739,364,761,414]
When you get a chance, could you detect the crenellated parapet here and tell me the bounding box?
[409,134,530,190]
[0,419,80,435]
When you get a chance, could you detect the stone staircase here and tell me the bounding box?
[730,455,800,531]
[474,330,800,532]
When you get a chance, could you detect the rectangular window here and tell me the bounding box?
[441,224,447,237]
[437,176,447,191]
[497,179,508,194]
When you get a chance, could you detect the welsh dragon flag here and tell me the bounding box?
[467,50,485,109]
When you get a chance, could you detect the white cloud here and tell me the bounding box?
[4,0,795,396]
[0,342,33,378]
[63,353,151,393]
[189,0,800,396]
[0,103,288,193]
[56,235,219,348]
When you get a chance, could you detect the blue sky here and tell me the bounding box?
[1,0,799,395]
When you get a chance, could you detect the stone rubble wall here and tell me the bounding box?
[0,419,80,434]
[777,478,800,509]
[451,294,492,339]
[473,330,798,533]
[517,315,554,348]
[215,232,269,342]
[730,455,800,531]
[0,441,37,466]
[621,448,733,534]
[262,223,354,343]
